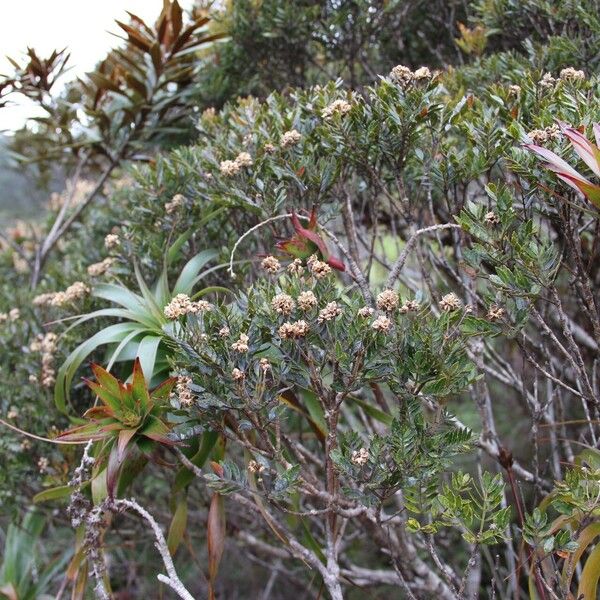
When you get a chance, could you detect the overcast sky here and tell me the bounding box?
[0,0,194,132]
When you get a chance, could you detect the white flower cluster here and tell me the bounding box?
[163,294,213,319]
[165,193,186,214]
[30,331,58,388]
[87,257,114,277]
[219,152,254,176]
[322,99,353,119]
[34,282,90,308]
[439,292,462,312]
[317,301,342,323]
[527,124,560,144]
[280,129,302,148]
[278,320,309,339]
[389,64,432,87]
[261,255,281,273]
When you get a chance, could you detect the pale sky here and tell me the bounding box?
[0,0,195,132]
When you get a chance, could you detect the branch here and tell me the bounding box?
[31,159,115,288]
[386,223,462,289]
[111,498,194,600]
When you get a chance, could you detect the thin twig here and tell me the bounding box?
[386,223,461,289]
[111,498,194,600]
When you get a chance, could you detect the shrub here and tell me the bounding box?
[1,1,600,598]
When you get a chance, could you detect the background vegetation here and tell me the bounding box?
[1,0,599,598]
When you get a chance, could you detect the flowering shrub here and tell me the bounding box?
[1,1,600,598]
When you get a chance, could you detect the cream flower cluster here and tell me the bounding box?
[559,67,585,81]
[174,375,194,407]
[261,255,281,274]
[219,152,254,176]
[287,259,304,276]
[104,233,120,250]
[389,64,432,87]
[371,315,392,333]
[317,301,342,323]
[34,282,90,308]
[487,305,505,321]
[231,367,245,381]
[30,331,58,388]
[439,292,461,312]
[351,447,369,466]
[0,308,20,322]
[278,320,309,339]
[165,193,186,214]
[538,73,556,89]
[231,333,250,353]
[163,294,213,319]
[280,129,301,148]
[307,255,332,279]
[271,293,295,315]
[538,68,584,91]
[358,306,374,318]
[297,290,317,310]
[484,211,500,226]
[527,124,560,144]
[399,299,419,314]
[376,289,399,312]
[87,257,114,277]
[322,99,352,119]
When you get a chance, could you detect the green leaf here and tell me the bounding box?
[131,357,151,411]
[54,322,141,413]
[136,335,163,385]
[33,484,77,504]
[133,261,164,322]
[138,414,172,443]
[173,249,219,295]
[167,495,188,556]
[93,284,147,316]
[150,377,177,402]
[578,541,600,600]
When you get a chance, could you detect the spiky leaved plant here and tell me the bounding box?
[59,359,176,497]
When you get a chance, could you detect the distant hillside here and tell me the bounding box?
[0,135,65,225]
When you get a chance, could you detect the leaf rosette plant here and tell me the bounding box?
[59,359,176,497]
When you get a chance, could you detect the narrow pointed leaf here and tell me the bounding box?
[167,495,188,556]
[207,493,226,600]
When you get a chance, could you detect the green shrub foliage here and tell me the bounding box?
[1,0,600,598]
